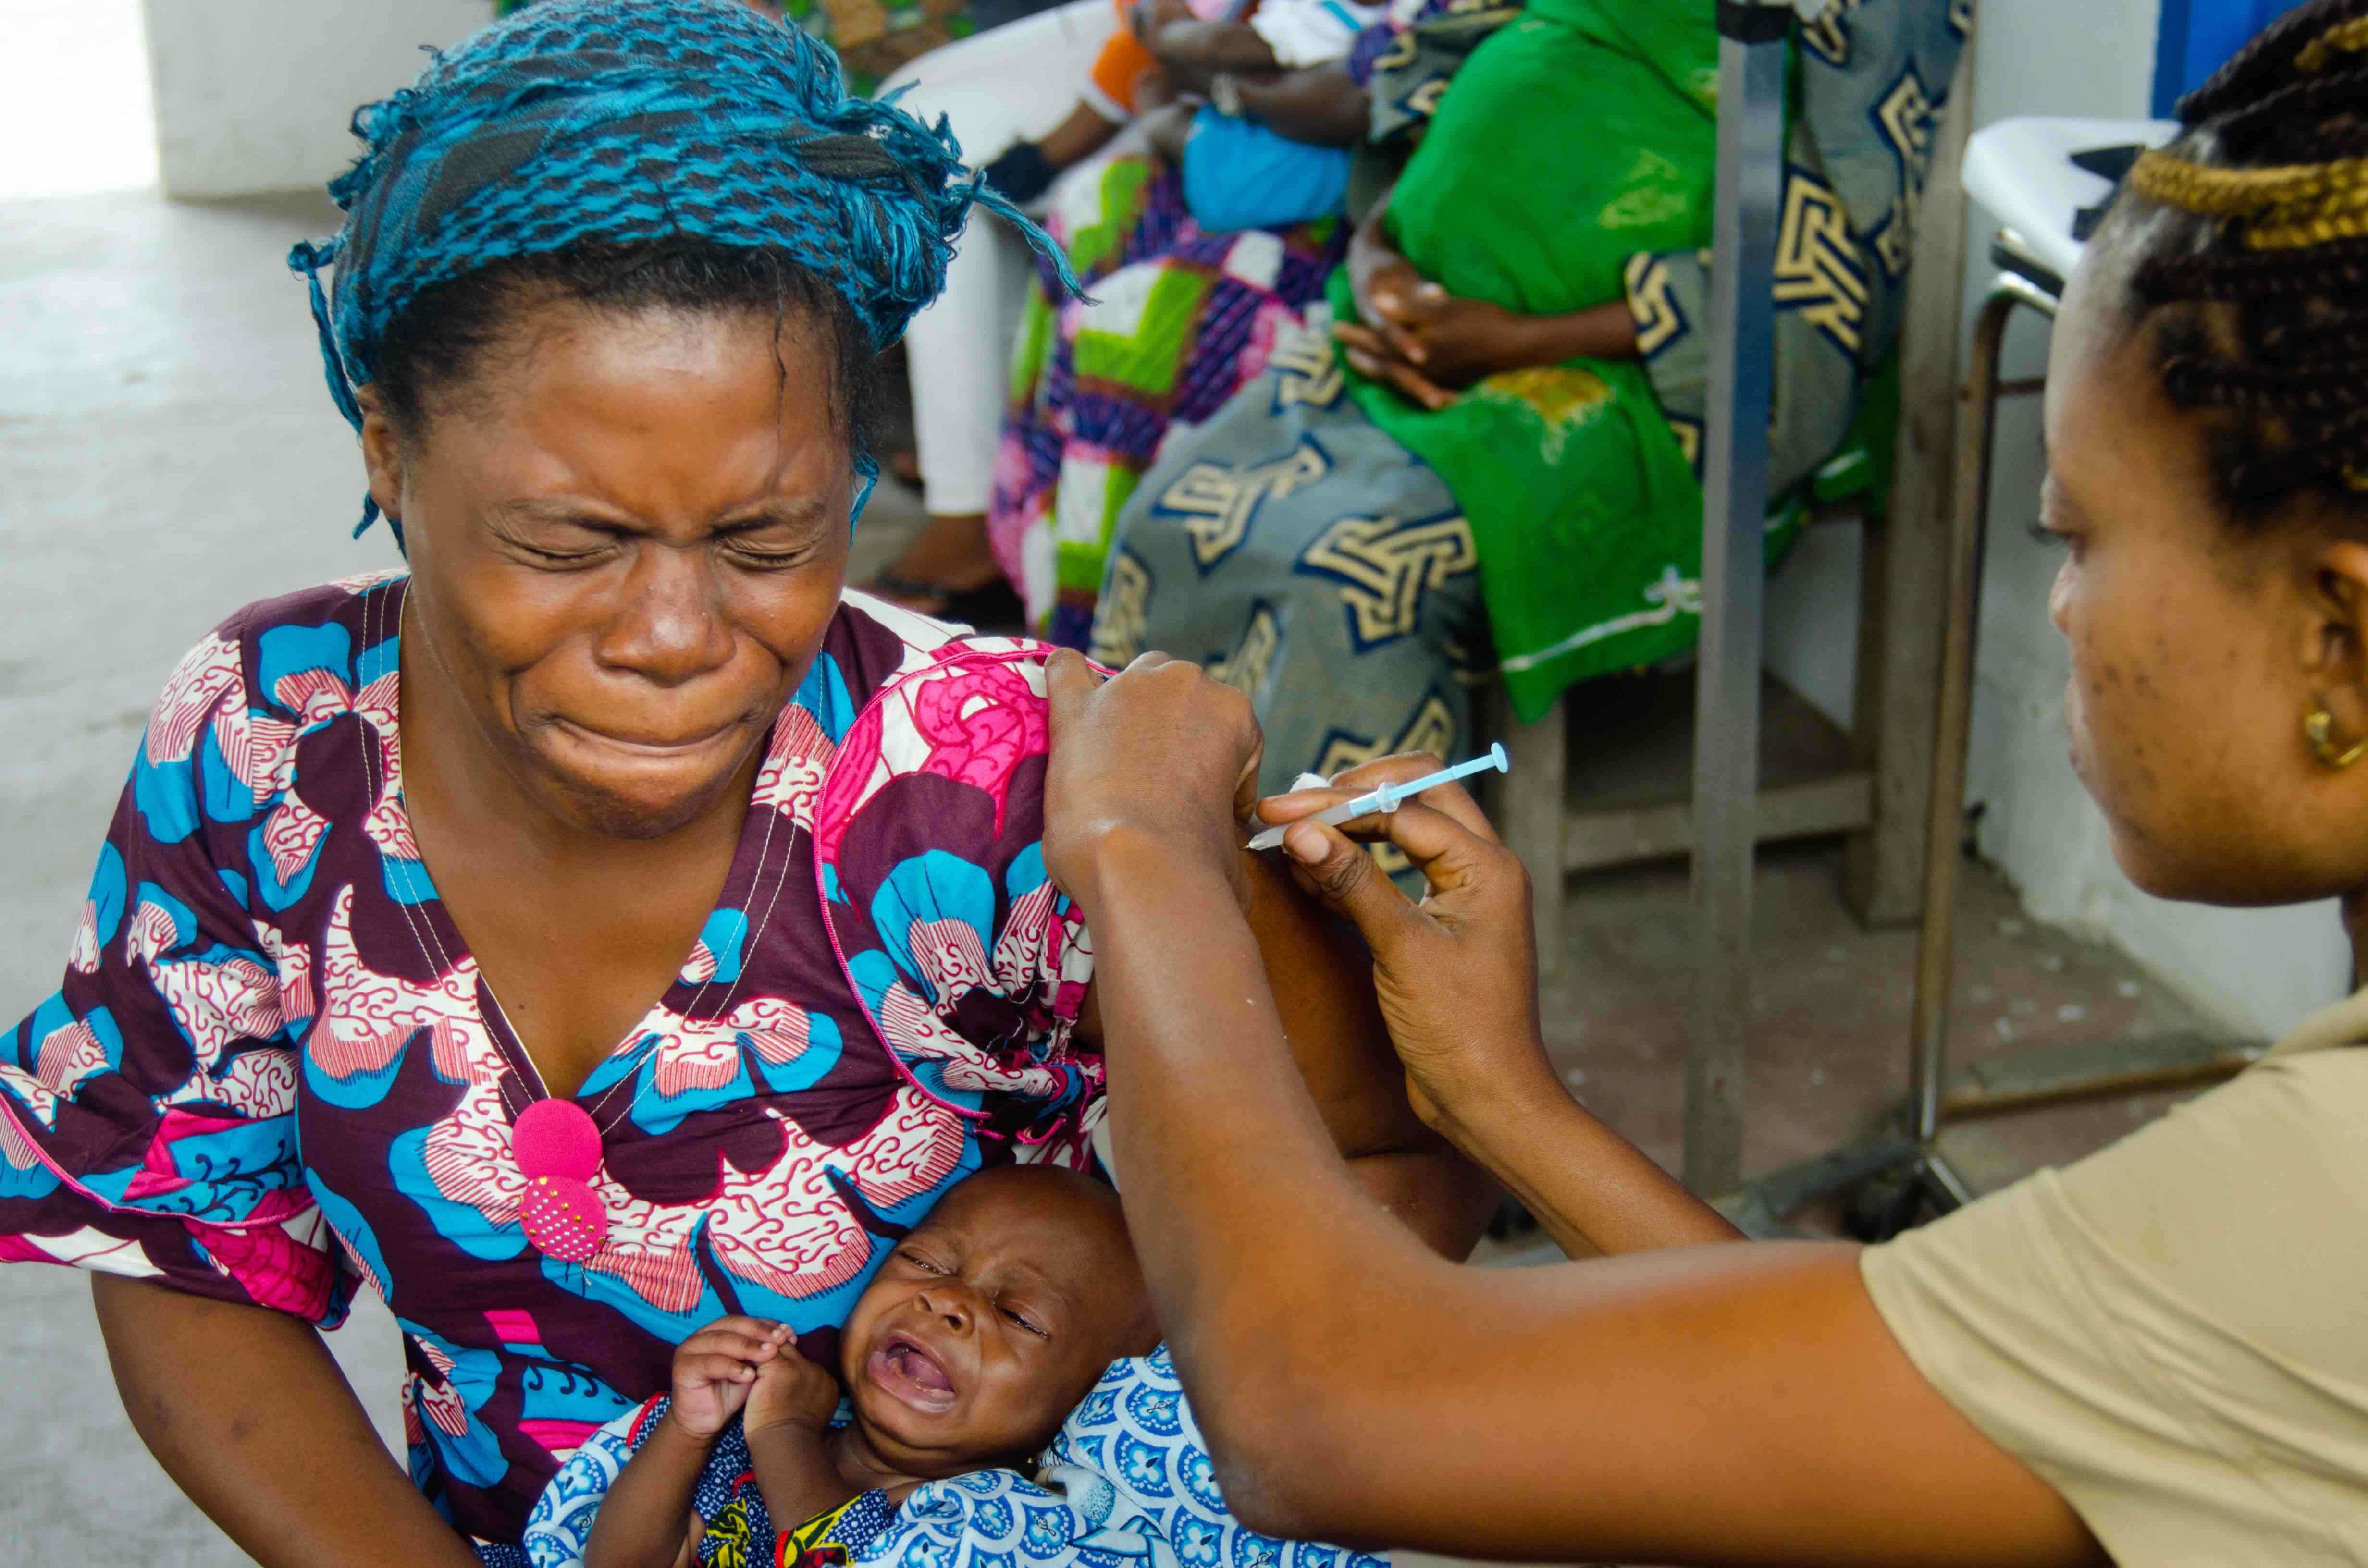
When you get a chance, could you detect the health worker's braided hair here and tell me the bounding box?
[2115,0,2368,526]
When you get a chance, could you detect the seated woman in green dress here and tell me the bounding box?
[1085,0,1957,791]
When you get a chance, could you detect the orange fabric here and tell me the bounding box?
[1090,6,1160,121]
[1088,0,1258,120]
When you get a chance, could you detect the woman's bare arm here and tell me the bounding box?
[93,1274,482,1568]
[1256,761,1735,1260]
[585,1415,711,1568]
[1149,20,1282,86]
[1078,841,1498,1262]
[1042,655,2103,1568]
[1233,65,1370,148]
[1243,844,1499,1258]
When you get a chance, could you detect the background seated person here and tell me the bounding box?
[869,0,1375,629]
[1084,0,1951,798]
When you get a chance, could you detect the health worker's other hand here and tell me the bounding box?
[745,1342,843,1438]
[668,1317,792,1442]
[1042,650,1264,912]
[1258,759,1556,1132]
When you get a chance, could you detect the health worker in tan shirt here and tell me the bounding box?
[1031,1,2368,1564]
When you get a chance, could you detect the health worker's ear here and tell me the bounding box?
[2301,538,2368,759]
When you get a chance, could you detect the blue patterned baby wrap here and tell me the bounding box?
[519,1348,1389,1568]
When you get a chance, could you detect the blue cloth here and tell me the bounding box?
[285,0,1080,540]
[1181,109,1352,233]
[520,1348,1388,1568]
[513,1395,898,1568]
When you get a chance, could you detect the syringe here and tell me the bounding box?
[1245,744,1510,852]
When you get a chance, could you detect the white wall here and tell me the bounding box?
[141,0,493,198]
[0,0,159,200]
[1766,0,2354,1039]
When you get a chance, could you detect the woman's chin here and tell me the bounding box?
[533,754,750,840]
[2103,820,2311,909]
[512,715,765,839]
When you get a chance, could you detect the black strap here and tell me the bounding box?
[1716,0,1793,44]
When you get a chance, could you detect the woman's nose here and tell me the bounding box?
[594,545,737,686]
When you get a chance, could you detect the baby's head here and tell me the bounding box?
[838,1164,1157,1476]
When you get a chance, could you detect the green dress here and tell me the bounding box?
[1090,0,1962,786]
[1333,0,1731,719]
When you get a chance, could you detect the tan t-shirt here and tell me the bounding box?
[1861,992,2368,1566]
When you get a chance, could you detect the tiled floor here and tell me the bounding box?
[0,187,2233,1565]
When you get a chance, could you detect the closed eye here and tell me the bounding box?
[899,1249,949,1274]
[719,537,821,570]
[1000,1306,1048,1339]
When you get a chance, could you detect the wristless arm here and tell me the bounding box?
[93,1275,481,1568]
[584,1411,715,1568]
[746,1422,863,1535]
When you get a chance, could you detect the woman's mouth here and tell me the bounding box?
[866,1333,958,1415]
[547,713,744,760]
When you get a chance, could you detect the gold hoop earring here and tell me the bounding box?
[2306,707,2368,770]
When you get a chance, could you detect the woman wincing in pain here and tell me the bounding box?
[0,3,1490,1563]
[1038,4,2368,1562]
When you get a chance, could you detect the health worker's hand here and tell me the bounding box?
[667,1317,793,1442]
[1042,650,1264,913]
[1256,758,1557,1133]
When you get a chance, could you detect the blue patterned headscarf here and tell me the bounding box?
[289,0,1073,540]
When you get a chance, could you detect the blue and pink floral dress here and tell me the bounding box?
[0,573,1103,1547]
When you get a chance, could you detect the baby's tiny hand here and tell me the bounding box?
[744,1341,843,1438]
[668,1317,793,1443]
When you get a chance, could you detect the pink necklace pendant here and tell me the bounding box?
[512,1099,609,1263]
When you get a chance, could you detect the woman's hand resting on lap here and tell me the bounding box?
[1254,761,1558,1137]
[1340,196,1640,408]
[1340,251,1534,407]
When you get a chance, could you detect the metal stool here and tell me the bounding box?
[1725,121,2273,1234]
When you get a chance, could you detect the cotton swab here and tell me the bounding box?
[1245,744,1510,851]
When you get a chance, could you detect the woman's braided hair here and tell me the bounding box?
[2114,0,2368,525]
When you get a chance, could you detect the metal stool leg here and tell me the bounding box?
[1499,691,1569,990]
[1684,0,1790,1198]
[1901,275,2055,1209]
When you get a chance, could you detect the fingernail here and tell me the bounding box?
[1284,821,1324,863]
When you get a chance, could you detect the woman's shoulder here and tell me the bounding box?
[819,588,1061,704]
[155,572,403,707]
[802,592,1095,1136]
[809,589,1069,858]
[200,570,407,652]
[138,572,404,819]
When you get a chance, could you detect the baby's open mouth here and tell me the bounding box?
[867,1332,959,1415]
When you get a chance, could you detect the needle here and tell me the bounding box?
[1245,744,1510,852]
